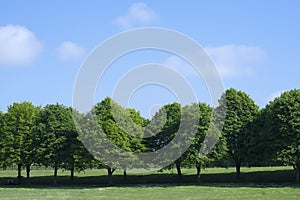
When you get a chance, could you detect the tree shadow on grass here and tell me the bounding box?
[0,169,299,189]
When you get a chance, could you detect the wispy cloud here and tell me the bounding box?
[162,45,267,79]
[205,45,267,78]
[163,56,198,77]
[57,41,86,61]
[0,25,42,66]
[266,90,286,104]
[114,2,158,29]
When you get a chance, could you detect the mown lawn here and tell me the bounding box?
[0,184,300,200]
[0,166,298,185]
[0,167,299,200]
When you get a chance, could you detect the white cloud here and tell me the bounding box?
[114,2,158,29]
[57,41,86,61]
[163,56,198,77]
[267,90,286,103]
[0,25,42,66]
[205,45,267,78]
[162,45,267,79]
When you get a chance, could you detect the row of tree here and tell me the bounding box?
[0,88,299,184]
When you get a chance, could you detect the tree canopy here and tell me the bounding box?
[217,88,259,177]
[1,102,40,180]
[263,89,300,182]
[0,88,300,183]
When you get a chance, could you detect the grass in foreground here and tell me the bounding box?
[0,167,299,200]
[0,184,299,200]
[0,166,298,186]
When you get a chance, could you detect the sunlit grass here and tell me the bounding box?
[0,167,299,200]
[0,184,299,200]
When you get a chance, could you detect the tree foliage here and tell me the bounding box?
[1,88,300,183]
[37,103,78,184]
[0,111,5,168]
[1,102,40,180]
[217,88,259,176]
[264,89,300,182]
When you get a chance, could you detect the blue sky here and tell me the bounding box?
[0,1,299,118]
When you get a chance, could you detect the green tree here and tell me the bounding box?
[91,97,145,184]
[144,103,182,176]
[74,111,107,171]
[60,108,97,180]
[179,103,206,180]
[2,102,40,182]
[181,103,227,182]
[265,89,300,182]
[123,107,148,178]
[217,88,259,177]
[126,108,149,127]
[71,110,96,178]
[244,109,277,167]
[38,103,77,184]
[0,111,5,168]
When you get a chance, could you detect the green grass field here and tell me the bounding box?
[1,185,300,200]
[0,167,299,200]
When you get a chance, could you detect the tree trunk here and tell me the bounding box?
[196,165,201,183]
[176,163,182,178]
[53,164,58,185]
[123,170,127,180]
[235,162,241,179]
[296,165,300,183]
[107,167,115,185]
[26,165,30,179]
[17,164,22,183]
[26,165,30,185]
[70,165,74,180]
